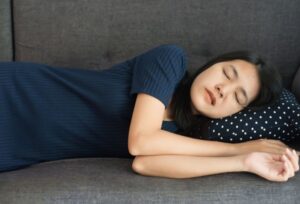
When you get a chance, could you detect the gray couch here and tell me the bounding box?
[1,0,300,203]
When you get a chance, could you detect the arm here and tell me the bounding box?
[132,154,246,179]
[135,129,236,157]
[133,128,300,157]
[132,152,294,182]
[128,93,236,157]
[128,94,299,157]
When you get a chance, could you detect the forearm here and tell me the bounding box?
[133,154,247,179]
[135,129,236,157]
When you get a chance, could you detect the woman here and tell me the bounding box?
[127,45,299,182]
[0,44,298,182]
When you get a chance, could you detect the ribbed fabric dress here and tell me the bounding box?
[0,44,187,172]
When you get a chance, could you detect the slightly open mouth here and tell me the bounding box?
[206,88,215,105]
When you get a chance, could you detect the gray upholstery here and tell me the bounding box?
[0,0,13,61]
[0,158,299,204]
[13,0,300,88]
[1,0,300,203]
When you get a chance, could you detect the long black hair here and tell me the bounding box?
[169,51,283,139]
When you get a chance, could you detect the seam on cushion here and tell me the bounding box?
[10,0,15,61]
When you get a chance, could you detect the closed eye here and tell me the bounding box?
[234,93,240,105]
[223,68,241,105]
[223,68,230,80]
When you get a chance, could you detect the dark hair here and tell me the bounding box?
[169,51,283,139]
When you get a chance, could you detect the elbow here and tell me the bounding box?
[131,156,144,174]
[128,129,159,156]
[128,134,142,156]
[129,146,139,156]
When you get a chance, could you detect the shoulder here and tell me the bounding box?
[149,44,187,78]
[155,44,187,56]
[153,44,187,64]
[130,44,188,83]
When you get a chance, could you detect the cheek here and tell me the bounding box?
[190,85,200,106]
[221,102,244,116]
[190,79,202,100]
[191,96,241,119]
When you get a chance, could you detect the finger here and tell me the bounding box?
[283,154,295,177]
[281,157,290,181]
[276,155,289,182]
[296,151,300,157]
[292,149,299,171]
[282,155,292,178]
[272,154,283,162]
[285,148,298,172]
[267,162,283,182]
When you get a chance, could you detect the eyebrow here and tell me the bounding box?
[229,64,249,105]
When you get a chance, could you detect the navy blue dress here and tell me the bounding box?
[0,44,187,172]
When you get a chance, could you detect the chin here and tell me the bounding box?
[200,112,228,119]
[207,114,222,119]
[195,109,216,119]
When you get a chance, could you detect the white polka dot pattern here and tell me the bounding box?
[206,89,300,143]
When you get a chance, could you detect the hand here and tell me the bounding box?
[234,138,299,156]
[243,150,299,182]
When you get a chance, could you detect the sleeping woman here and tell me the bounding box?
[0,44,298,182]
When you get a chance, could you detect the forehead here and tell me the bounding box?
[222,59,261,102]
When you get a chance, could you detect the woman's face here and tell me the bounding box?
[190,59,260,119]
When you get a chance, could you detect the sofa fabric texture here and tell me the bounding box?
[292,66,300,102]
[0,0,12,61]
[12,0,300,89]
[0,157,299,204]
[0,0,300,203]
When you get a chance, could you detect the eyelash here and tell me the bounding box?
[223,68,240,105]
[223,69,230,80]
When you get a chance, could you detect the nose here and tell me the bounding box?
[215,83,235,99]
[215,85,223,98]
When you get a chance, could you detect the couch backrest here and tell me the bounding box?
[292,66,300,102]
[0,0,13,61]
[11,0,300,90]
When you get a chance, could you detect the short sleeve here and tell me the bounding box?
[129,44,187,108]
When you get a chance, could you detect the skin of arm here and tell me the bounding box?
[129,94,298,181]
[132,129,237,157]
[131,147,298,181]
[132,129,299,157]
[129,94,238,157]
[128,93,298,158]
[132,154,247,179]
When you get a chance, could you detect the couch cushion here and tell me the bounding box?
[12,0,300,89]
[0,0,13,61]
[292,66,300,102]
[0,157,299,204]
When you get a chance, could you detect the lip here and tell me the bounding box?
[205,88,216,105]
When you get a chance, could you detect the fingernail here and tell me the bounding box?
[293,149,296,155]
